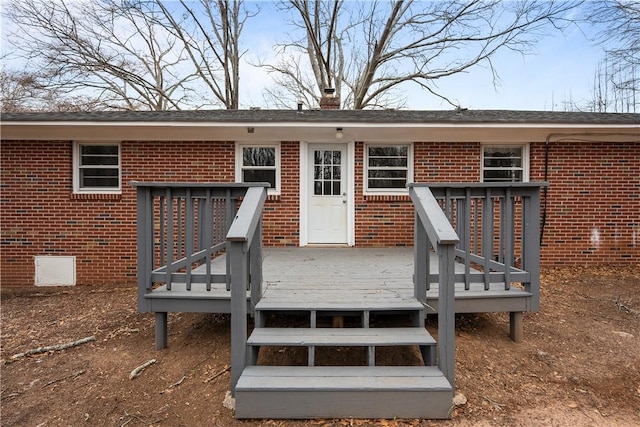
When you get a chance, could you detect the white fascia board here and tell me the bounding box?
[3,120,639,129]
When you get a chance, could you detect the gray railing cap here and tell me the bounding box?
[131,181,270,188]
[408,182,548,189]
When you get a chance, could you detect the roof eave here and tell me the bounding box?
[1,120,638,143]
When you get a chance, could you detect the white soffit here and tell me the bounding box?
[2,121,638,143]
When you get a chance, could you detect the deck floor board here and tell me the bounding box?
[147,247,531,313]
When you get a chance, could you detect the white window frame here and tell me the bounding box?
[363,143,414,195]
[73,142,122,194]
[481,143,530,183]
[235,142,281,195]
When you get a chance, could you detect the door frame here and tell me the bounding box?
[299,141,355,246]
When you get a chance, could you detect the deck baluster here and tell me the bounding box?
[504,188,513,290]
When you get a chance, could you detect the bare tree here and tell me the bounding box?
[259,0,584,109]
[584,0,639,112]
[258,0,344,109]
[0,68,102,112]
[150,0,253,109]
[4,0,253,110]
[583,57,638,113]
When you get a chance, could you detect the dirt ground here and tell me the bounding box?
[1,266,639,426]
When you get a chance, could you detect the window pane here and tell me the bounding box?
[324,166,332,180]
[80,168,119,188]
[323,181,331,195]
[333,151,341,165]
[314,181,322,195]
[368,178,407,189]
[243,169,276,188]
[369,170,407,179]
[332,181,341,195]
[369,157,407,167]
[81,145,119,166]
[368,146,407,157]
[81,145,118,156]
[243,147,275,167]
[484,170,523,182]
[321,151,331,164]
[333,166,341,179]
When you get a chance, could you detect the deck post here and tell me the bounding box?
[155,312,168,350]
[135,185,153,313]
[229,240,248,396]
[522,187,542,312]
[510,312,524,343]
[438,243,456,389]
[410,185,459,392]
[226,186,267,396]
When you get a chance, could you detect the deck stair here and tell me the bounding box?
[234,299,453,419]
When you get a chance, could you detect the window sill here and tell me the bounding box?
[71,193,122,201]
[363,194,410,202]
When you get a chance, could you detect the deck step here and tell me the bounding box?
[255,299,425,312]
[248,327,435,347]
[235,365,453,419]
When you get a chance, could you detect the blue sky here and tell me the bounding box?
[1,0,606,111]
[237,1,604,111]
[405,22,601,111]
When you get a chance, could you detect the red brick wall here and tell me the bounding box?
[1,140,235,286]
[354,141,481,246]
[530,141,639,264]
[2,138,637,286]
[262,141,299,246]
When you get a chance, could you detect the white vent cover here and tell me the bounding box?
[35,256,76,286]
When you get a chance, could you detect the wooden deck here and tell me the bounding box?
[259,247,532,314]
[144,246,532,315]
[135,183,544,420]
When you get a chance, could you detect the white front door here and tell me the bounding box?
[307,145,348,244]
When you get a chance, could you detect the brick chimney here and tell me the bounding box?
[319,88,340,110]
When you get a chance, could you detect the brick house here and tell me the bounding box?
[1,107,638,286]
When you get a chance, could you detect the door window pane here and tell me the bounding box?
[313,149,342,196]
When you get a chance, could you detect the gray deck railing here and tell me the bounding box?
[134,182,267,313]
[228,186,267,396]
[424,183,546,311]
[410,185,459,391]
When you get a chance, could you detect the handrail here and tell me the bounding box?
[409,185,459,391]
[228,186,268,396]
[227,187,268,245]
[411,186,459,247]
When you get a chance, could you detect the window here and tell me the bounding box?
[73,142,121,193]
[235,143,280,194]
[482,145,528,182]
[364,144,412,193]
